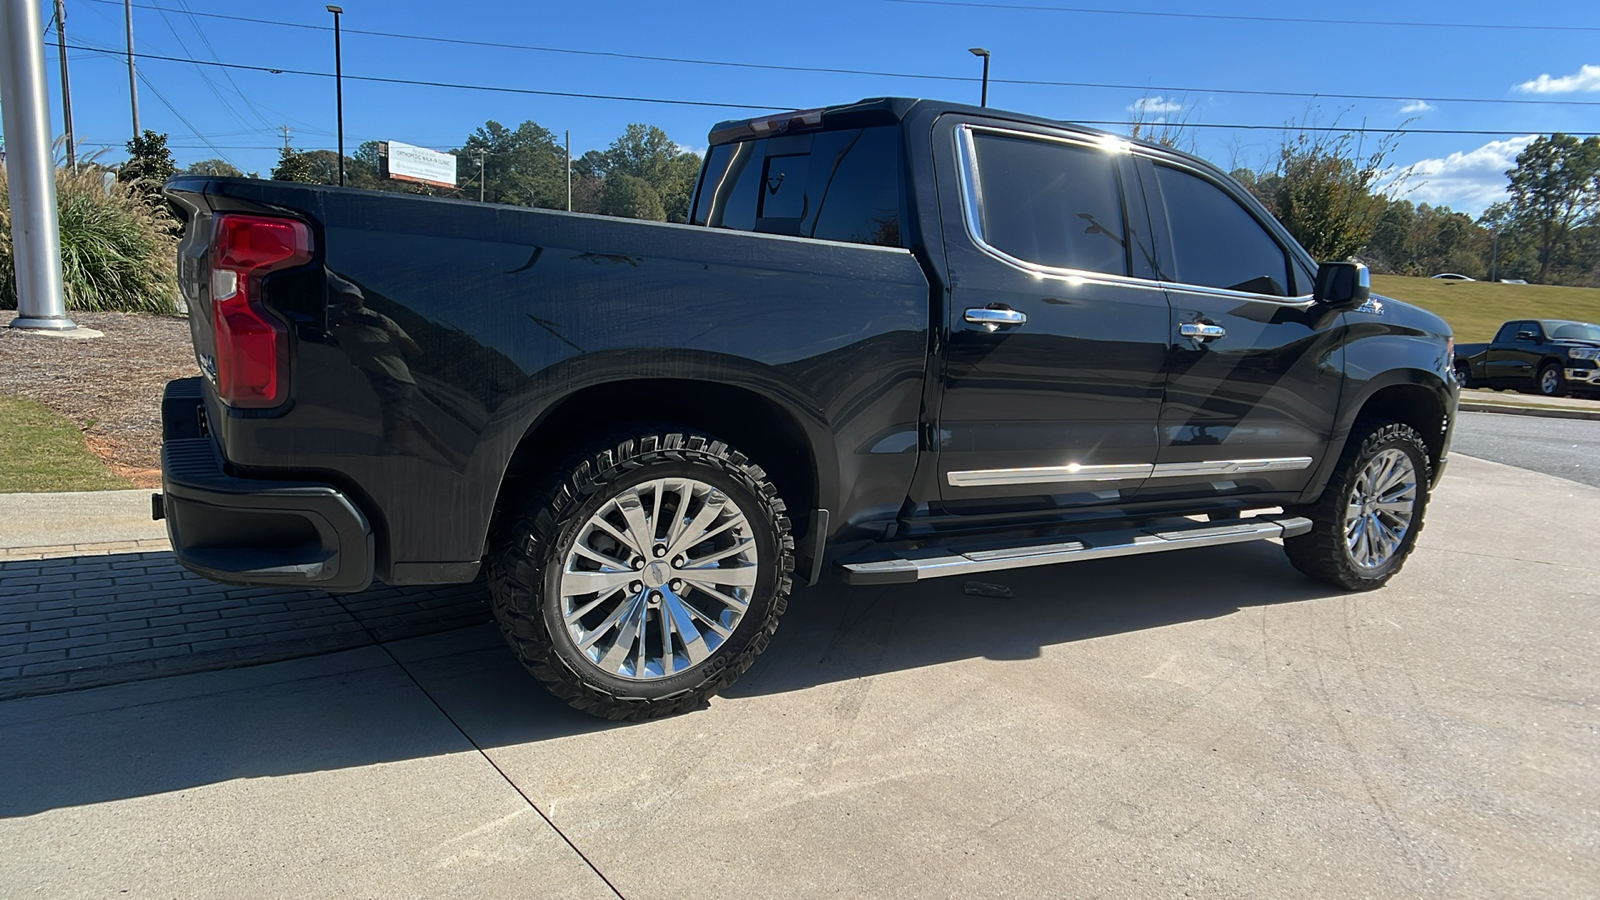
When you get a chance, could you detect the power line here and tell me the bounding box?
[62,43,1600,138]
[877,0,1600,33]
[81,0,1600,108]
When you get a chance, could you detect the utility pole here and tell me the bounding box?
[279,125,293,152]
[1490,228,1501,283]
[565,130,572,212]
[53,0,75,170]
[473,150,486,202]
[125,0,139,140]
[1,0,80,332]
[326,6,344,186]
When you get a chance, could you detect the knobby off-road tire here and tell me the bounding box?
[1283,418,1432,591]
[488,429,795,721]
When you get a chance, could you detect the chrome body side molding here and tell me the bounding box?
[946,456,1313,487]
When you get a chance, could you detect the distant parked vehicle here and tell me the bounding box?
[1454,319,1600,396]
[1500,279,1529,285]
[1431,273,1475,281]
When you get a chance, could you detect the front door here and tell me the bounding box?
[1133,155,1343,505]
[1486,320,1542,389]
[932,119,1170,514]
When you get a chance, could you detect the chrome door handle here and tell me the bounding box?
[965,307,1027,330]
[1180,322,1227,341]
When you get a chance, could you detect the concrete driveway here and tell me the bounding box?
[2,454,1596,898]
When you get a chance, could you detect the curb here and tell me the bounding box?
[1458,401,1600,422]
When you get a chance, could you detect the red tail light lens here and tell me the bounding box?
[210,214,312,408]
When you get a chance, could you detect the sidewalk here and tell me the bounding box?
[0,490,489,700]
[1459,387,1600,420]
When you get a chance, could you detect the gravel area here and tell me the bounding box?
[0,311,199,488]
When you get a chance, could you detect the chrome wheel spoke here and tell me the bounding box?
[561,476,759,682]
[1343,448,1418,571]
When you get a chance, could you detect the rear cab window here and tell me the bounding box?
[691,125,905,247]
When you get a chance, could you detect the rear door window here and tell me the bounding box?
[967,131,1129,276]
[1152,163,1292,297]
[692,126,903,247]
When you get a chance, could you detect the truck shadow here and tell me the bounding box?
[0,540,1346,817]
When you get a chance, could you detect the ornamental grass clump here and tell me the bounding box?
[0,163,179,314]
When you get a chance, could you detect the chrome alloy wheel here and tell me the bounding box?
[1541,367,1561,395]
[1342,448,1418,570]
[559,477,759,681]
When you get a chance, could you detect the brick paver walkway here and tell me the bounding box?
[0,545,490,701]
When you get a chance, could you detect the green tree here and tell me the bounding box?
[116,130,177,205]
[270,146,317,183]
[1251,126,1398,261]
[456,120,566,207]
[601,125,701,222]
[1501,134,1600,283]
[184,158,243,177]
[599,174,666,221]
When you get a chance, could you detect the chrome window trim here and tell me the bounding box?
[947,456,1313,487]
[954,124,1153,291]
[952,122,1314,306]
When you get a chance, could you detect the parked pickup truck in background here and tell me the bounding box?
[157,97,1458,720]
[1453,319,1600,397]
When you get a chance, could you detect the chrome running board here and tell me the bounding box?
[837,515,1312,586]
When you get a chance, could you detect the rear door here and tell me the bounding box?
[1134,155,1342,504]
[931,118,1171,513]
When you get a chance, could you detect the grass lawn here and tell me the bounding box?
[0,395,133,493]
[1372,275,1600,343]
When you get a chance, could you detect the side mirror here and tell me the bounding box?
[1313,261,1371,309]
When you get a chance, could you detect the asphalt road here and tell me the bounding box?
[1452,410,1600,487]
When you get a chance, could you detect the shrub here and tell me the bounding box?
[0,164,179,314]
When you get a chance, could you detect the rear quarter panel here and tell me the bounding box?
[180,181,930,578]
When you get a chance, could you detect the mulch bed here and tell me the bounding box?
[0,311,199,488]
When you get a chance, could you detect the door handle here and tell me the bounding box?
[1180,322,1227,341]
[965,307,1027,330]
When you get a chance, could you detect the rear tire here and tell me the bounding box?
[488,429,794,720]
[1453,361,1474,389]
[1283,419,1431,591]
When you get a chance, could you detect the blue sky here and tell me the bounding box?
[27,0,1600,216]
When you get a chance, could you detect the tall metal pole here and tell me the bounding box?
[53,0,75,170]
[1,0,77,331]
[968,47,990,107]
[327,6,344,186]
[1490,229,1500,283]
[125,0,139,140]
[565,130,571,212]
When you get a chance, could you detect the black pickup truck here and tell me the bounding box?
[1453,319,1600,397]
[157,97,1457,719]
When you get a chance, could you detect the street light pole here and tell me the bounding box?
[968,47,990,107]
[326,5,345,187]
[53,0,75,170]
[125,0,139,140]
[565,130,572,212]
[1,0,78,332]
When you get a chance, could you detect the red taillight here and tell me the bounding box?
[209,214,312,408]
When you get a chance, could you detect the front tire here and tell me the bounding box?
[488,429,795,720]
[1283,419,1431,591]
[1537,362,1566,397]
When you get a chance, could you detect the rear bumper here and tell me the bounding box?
[157,378,374,592]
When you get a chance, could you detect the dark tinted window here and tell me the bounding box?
[691,126,902,247]
[1493,321,1519,343]
[1153,164,1290,296]
[970,132,1127,275]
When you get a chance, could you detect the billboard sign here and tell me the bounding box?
[385,140,457,188]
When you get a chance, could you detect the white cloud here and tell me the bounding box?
[1399,100,1435,114]
[1515,63,1600,94]
[1392,135,1536,215]
[1129,96,1184,116]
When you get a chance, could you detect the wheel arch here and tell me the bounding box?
[488,377,835,553]
[1302,369,1454,504]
